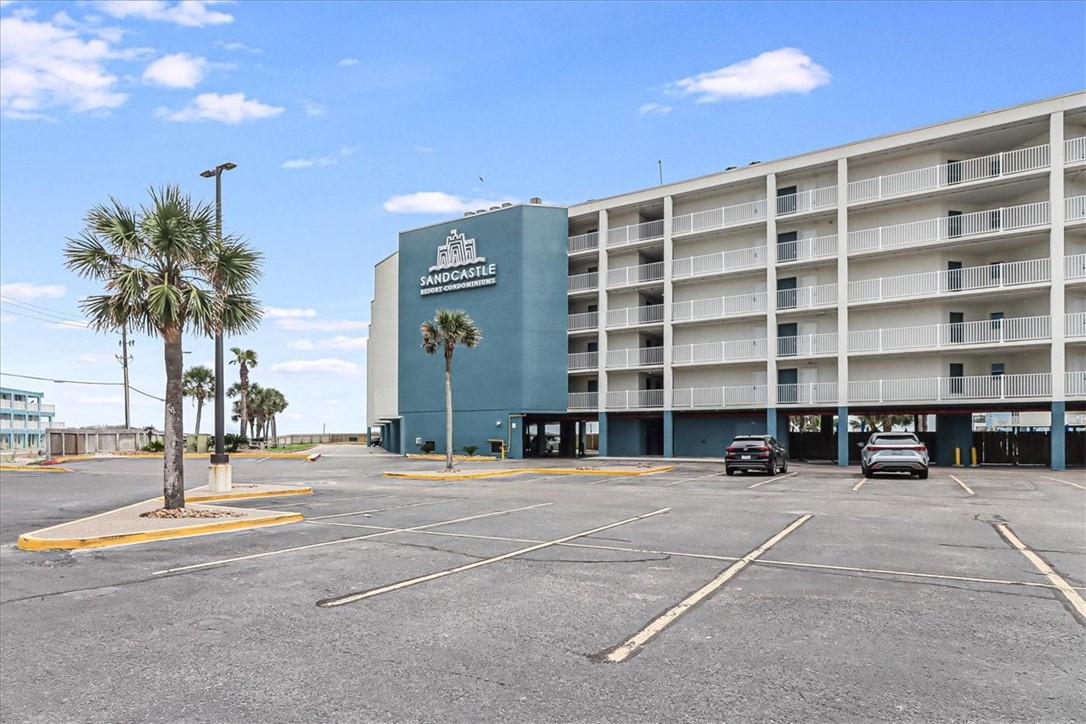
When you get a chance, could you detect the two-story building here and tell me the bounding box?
[1,387,59,453]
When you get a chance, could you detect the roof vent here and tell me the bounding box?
[501,202,512,208]
[476,209,486,214]
[489,206,499,211]
[530,197,542,204]
[748,160,761,165]
[725,166,737,171]
[464,211,474,216]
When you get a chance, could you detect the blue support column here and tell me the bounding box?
[663,411,674,458]
[837,406,850,467]
[1051,401,1066,471]
[599,413,609,457]
[766,407,778,438]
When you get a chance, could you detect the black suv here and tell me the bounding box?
[725,435,788,475]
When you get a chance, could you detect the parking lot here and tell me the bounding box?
[1,448,1084,723]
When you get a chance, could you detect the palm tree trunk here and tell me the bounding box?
[270,415,277,447]
[445,351,453,470]
[194,399,203,436]
[239,366,249,438]
[163,327,186,509]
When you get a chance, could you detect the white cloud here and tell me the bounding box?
[303,100,326,116]
[382,191,516,214]
[0,12,129,119]
[287,339,315,350]
[671,48,830,103]
[282,146,358,169]
[271,358,361,375]
[156,92,284,124]
[142,52,206,88]
[264,307,317,319]
[0,282,65,300]
[275,318,368,332]
[218,40,259,53]
[288,336,366,351]
[338,58,359,67]
[638,102,672,116]
[97,1,234,27]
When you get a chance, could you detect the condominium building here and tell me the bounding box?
[1,387,59,452]
[368,92,1085,469]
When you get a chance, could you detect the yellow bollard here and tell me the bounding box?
[954,447,961,467]
[971,447,978,467]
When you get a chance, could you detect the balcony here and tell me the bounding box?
[569,231,599,254]
[1066,254,1086,281]
[848,143,1051,204]
[608,219,664,249]
[673,245,767,280]
[849,315,1051,354]
[568,271,598,294]
[1067,137,1086,164]
[606,261,665,289]
[776,332,838,358]
[673,385,767,409]
[673,291,766,323]
[1067,195,1086,222]
[607,304,664,329]
[777,283,838,311]
[568,392,599,410]
[776,185,838,216]
[606,389,664,410]
[849,373,1051,403]
[0,420,44,430]
[1068,312,1086,338]
[606,346,664,369]
[567,311,598,332]
[673,199,766,237]
[673,338,768,366]
[1068,372,1086,397]
[776,234,838,264]
[568,351,599,371]
[848,201,1050,255]
[777,382,839,406]
[848,258,1050,304]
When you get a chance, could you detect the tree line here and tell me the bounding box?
[181,348,289,448]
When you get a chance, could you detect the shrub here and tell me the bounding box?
[419,441,435,454]
[461,445,478,456]
[143,440,164,453]
[224,434,249,453]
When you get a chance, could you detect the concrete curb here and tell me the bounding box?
[183,486,314,503]
[0,465,72,473]
[384,465,675,481]
[405,454,498,462]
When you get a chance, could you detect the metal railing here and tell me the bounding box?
[567,392,599,410]
[672,338,768,365]
[568,231,599,253]
[606,261,665,288]
[1067,312,1086,338]
[849,373,1050,403]
[848,201,1050,254]
[673,384,767,409]
[1067,195,1086,222]
[776,234,838,264]
[848,143,1051,203]
[673,199,767,236]
[606,389,665,409]
[776,332,838,357]
[567,311,598,332]
[0,402,54,414]
[606,346,665,369]
[1067,137,1086,164]
[568,271,599,293]
[776,283,838,311]
[607,304,665,328]
[1067,372,1086,397]
[775,186,838,216]
[607,219,664,248]
[849,315,1051,353]
[672,291,766,323]
[673,245,767,279]
[567,351,599,371]
[776,382,838,405]
[848,258,1051,303]
[1067,253,1086,280]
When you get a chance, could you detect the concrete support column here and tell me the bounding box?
[837,406,850,465]
[766,407,778,438]
[1051,401,1066,470]
[599,412,609,457]
[765,173,778,410]
[1049,112,1066,472]
[663,410,674,458]
[836,158,850,467]
[597,209,610,434]
[662,195,674,460]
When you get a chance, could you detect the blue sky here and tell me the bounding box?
[1,0,1083,434]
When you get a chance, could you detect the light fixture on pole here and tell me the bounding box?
[200,161,237,492]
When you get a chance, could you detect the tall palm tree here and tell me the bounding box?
[258,387,287,447]
[230,347,258,439]
[421,309,482,470]
[64,185,262,509]
[181,365,215,436]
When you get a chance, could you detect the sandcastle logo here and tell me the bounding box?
[419,229,498,296]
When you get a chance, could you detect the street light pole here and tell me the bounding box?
[200,161,237,491]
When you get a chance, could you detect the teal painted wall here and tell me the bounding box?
[673,415,764,457]
[396,205,568,456]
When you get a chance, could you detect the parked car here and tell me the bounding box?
[860,432,929,478]
[725,435,788,475]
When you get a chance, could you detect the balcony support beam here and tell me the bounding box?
[1051,401,1066,471]
[837,407,850,467]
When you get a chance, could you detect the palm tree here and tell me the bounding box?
[64,185,262,509]
[420,309,482,470]
[261,387,288,447]
[230,347,258,439]
[181,365,215,435]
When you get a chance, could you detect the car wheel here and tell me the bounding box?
[766,461,776,475]
[918,469,929,479]
[725,468,735,476]
[862,465,873,478]
[780,459,788,473]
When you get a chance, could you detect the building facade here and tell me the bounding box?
[368,92,1086,469]
[1,387,58,452]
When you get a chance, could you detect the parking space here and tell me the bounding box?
[1,453,1083,722]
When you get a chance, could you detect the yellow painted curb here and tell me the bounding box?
[0,465,72,473]
[183,487,313,503]
[405,454,498,462]
[16,512,303,551]
[384,465,674,481]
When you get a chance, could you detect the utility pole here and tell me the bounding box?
[117,325,133,428]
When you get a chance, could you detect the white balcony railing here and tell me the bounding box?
[849,315,1051,354]
[848,144,1051,203]
[606,389,665,410]
[673,245,767,280]
[606,261,665,288]
[568,392,599,410]
[776,332,839,358]
[1067,372,1086,397]
[673,199,767,237]
[777,382,838,405]
[849,373,1050,403]
[672,338,768,365]
[672,291,766,323]
[777,283,838,311]
[1068,254,1086,280]
[673,385,768,409]
[1067,137,1086,164]
[568,271,598,293]
[848,201,1050,254]
[606,346,665,369]
[1067,312,1086,338]
[1067,195,1086,222]
[848,258,1051,304]
[567,311,598,332]
[607,304,665,329]
[776,186,838,216]
[567,352,598,371]
[608,219,664,248]
[568,231,599,253]
[776,234,838,264]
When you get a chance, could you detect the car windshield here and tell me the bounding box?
[871,434,919,443]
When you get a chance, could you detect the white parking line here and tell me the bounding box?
[602,514,813,663]
[152,502,554,576]
[306,498,451,520]
[1040,475,1086,491]
[851,477,868,492]
[747,471,798,489]
[663,471,725,487]
[316,508,671,608]
[993,523,1086,621]
[949,474,976,496]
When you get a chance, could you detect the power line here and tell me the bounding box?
[0,306,91,327]
[0,371,165,402]
[0,296,88,323]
